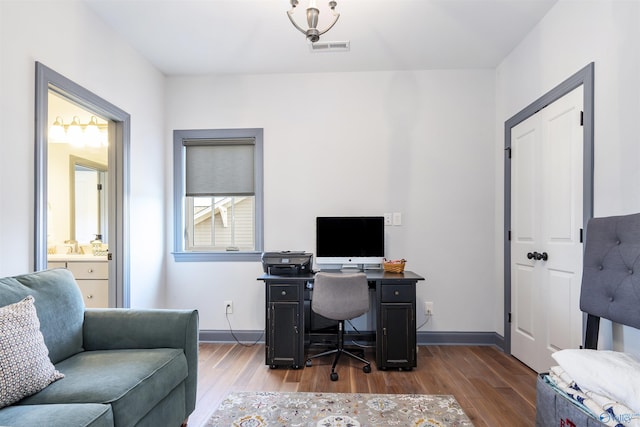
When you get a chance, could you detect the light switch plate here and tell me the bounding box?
[393,212,402,226]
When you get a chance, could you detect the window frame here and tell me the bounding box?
[173,128,264,262]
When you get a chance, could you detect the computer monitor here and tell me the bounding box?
[315,216,385,269]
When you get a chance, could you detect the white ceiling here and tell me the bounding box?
[84,0,557,76]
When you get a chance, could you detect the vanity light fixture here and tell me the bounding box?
[67,116,84,147]
[48,116,66,143]
[48,115,108,147]
[84,116,102,147]
[287,0,340,43]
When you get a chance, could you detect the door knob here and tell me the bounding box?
[527,251,549,261]
[534,252,549,261]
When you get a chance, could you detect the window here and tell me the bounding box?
[173,128,263,261]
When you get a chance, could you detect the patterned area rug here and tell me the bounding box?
[206,391,474,426]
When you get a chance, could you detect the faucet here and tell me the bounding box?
[64,239,78,254]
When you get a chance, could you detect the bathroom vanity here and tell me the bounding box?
[48,255,109,308]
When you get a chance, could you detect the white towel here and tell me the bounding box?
[552,349,640,414]
[548,365,640,427]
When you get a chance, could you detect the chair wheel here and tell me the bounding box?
[330,372,339,381]
[363,364,371,373]
[305,359,312,367]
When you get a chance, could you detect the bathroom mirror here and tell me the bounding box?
[70,156,107,246]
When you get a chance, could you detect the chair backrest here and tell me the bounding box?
[311,272,369,321]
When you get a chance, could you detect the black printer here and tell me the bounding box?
[261,251,313,276]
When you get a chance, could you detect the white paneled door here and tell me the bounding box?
[510,86,584,373]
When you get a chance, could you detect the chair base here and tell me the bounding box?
[305,321,371,381]
[306,348,372,381]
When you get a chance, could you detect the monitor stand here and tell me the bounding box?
[317,263,382,272]
[340,264,364,272]
[340,263,382,272]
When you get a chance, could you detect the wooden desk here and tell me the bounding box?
[258,270,425,370]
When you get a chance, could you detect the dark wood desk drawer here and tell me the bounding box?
[269,285,299,302]
[381,284,413,302]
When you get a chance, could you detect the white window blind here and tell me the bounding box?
[184,138,255,196]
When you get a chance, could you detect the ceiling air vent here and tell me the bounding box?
[309,41,350,53]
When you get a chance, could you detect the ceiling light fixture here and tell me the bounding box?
[287,0,340,43]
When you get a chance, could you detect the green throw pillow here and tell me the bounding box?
[0,295,64,408]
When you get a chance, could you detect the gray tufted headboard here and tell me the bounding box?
[579,213,640,348]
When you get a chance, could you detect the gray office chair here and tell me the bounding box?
[305,272,371,381]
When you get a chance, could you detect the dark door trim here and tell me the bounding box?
[35,62,131,307]
[503,62,594,353]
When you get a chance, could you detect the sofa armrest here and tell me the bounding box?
[83,308,199,416]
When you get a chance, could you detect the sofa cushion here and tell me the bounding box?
[0,269,85,363]
[18,348,188,427]
[0,403,113,427]
[131,383,186,427]
[0,296,64,408]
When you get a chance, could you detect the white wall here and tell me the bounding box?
[0,1,166,307]
[165,70,498,333]
[496,0,640,353]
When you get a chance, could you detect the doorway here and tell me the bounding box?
[503,63,594,363]
[35,62,131,308]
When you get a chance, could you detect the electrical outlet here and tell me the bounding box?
[224,300,233,314]
[384,213,392,226]
[424,301,434,316]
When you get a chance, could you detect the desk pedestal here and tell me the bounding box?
[377,281,416,370]
[266,283,304,369]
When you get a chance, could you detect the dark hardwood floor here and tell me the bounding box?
[190,342,537,426]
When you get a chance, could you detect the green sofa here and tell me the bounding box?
[0,269,198,427]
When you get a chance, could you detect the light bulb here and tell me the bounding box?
[85,116,101,147]
[67,116,84,147]
[48,116,66,143]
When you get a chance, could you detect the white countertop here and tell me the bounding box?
[48,254,108,262]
